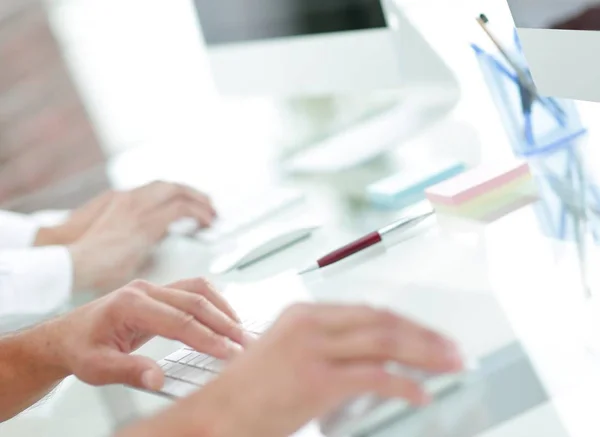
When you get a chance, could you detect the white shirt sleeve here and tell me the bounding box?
[0,209,71,249]
[0,246,73,317]
[0,210,40,249]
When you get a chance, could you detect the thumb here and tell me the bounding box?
[98,350,165,391]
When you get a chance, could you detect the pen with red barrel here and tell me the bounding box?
[297,209,435,275]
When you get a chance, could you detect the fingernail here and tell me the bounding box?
[226,339,244,358]
[142,369,163,391]
[416,391,432,406]
[242,331,257,345]
[442,342,464,370]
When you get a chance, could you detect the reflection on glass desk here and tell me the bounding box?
[367,343,553,437]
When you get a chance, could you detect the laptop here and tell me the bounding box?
[150,272,478,436]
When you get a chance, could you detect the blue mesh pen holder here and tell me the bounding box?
[472,29,600,245]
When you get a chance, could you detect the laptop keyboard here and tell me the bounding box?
[157,319,272,398]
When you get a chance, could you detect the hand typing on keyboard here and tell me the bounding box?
[0,276,464,436]
[0,276,250,422]
[118,304,465,437]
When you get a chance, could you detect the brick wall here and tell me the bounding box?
[0,0,105,204]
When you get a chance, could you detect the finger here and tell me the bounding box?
[172,201,214,228]
[337,363,430,406]
[143,284,246,346]
[168,277,241,323]
[301,305,388,333]
[133,181,215,215]
[132,181,183,208]
[83,190,116,212]
[141,199,215,241]
[89,350,165,391]
[311,306,455,351]
[188,204,216,228]
[127,290,240,359]
[323,327,463,373]
[173,183,217,217]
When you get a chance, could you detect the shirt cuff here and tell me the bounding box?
[0,211,40,248]
[30,210,71,227]
[0,246,73,316]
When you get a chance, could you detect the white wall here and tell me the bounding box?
[47,0,220,155]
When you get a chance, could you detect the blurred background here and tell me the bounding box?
[2,0,598,209]
[0,0,515,211]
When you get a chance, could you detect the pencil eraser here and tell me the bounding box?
[425,161,531,207]
[367,160,466,209]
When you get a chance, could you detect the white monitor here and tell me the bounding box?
[191,0,458,97]
[506,0,600,102]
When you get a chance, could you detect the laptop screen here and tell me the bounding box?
[193,0,387,46]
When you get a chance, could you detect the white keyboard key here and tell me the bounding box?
[167,359,217,387]
[164,362,190,378]
[183,370,217,386]
[158,360,174,373]
[255,321,272,333]
[162,377,198,398]
[176,365,204,385]
[244,319,271,334]
[243,320,259,330]
[199,359,226,373]
[165,349,192,363]
[188,354,211,367]
[247,325,269,335]
[180,351,201,365]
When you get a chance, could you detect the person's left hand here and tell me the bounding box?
[39,277,248,391]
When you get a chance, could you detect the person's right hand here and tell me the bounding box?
[120,304,464,437]
[68,181,216,291]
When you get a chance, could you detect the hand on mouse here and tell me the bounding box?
[60,181,216,291]
[36,181,215,247]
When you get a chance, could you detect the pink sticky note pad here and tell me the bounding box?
[425,161,530,206]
